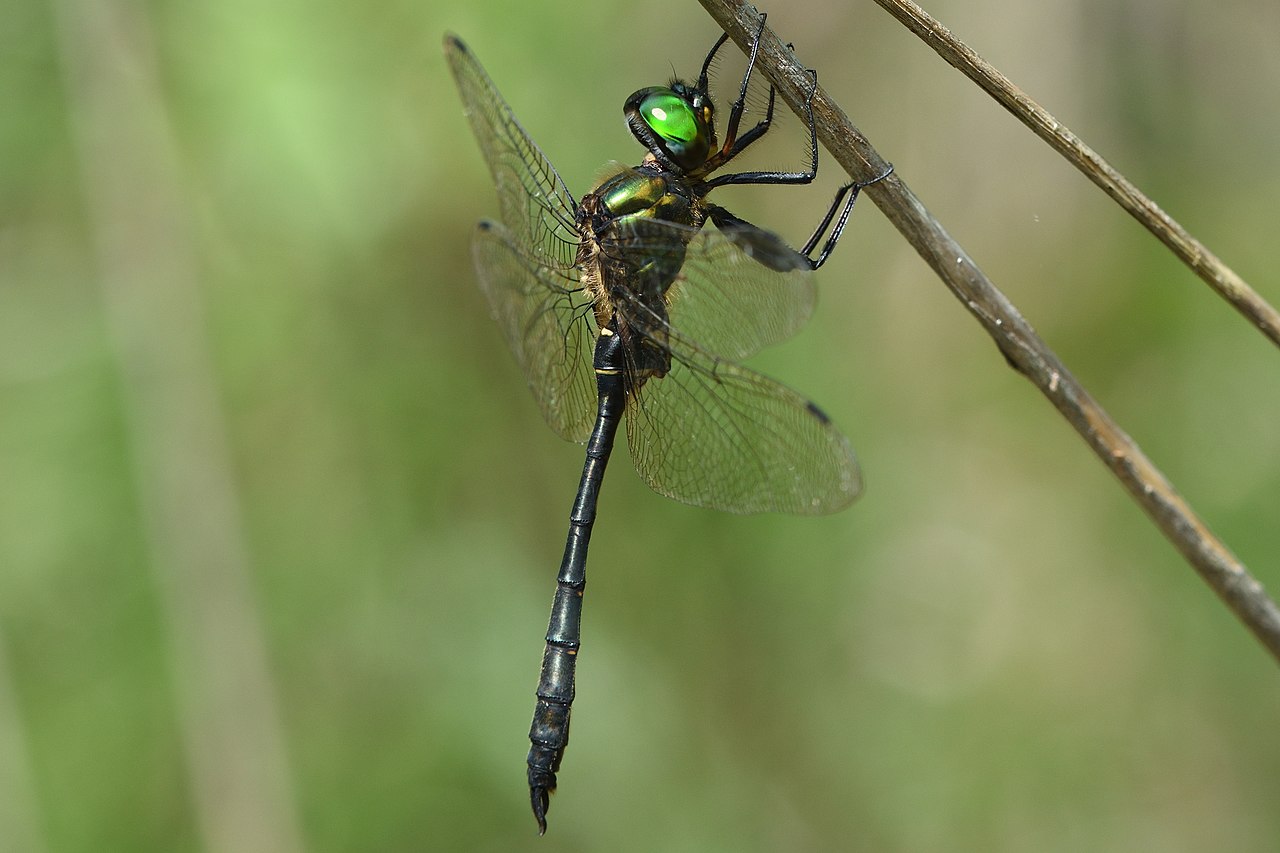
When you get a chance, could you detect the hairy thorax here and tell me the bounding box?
[575,163,706,344]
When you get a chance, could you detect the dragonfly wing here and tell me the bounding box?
[620,219,817,363]
[473,220,596,443]
[604,218,854,514]
[444,35,580,287]
[623,352,861,515]
[447,36,594,441]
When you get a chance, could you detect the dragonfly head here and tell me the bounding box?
[624,82,714,174]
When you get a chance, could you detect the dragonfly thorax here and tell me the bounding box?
[585,164,704,228]
[576,165,706,376]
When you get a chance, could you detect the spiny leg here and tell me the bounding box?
[695,20,893,267]
[698,16,786,177]
[700,63,822,191]
[715,15,771,160]
[696,31,731,92]
[799,164,895,269]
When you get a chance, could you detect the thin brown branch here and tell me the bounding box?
[697,0,1280,665]
[873,0,1280,349]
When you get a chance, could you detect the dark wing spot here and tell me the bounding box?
[805,400,832,424]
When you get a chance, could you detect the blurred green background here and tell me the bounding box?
[3,0,1279,850]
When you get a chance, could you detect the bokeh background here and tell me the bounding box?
[3,0,1279,850]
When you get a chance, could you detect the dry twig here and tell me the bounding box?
[871,0,1280,349]
[697,0,1280,664]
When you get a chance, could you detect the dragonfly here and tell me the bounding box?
[445,17,885,833]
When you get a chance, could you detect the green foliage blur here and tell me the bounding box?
[2,0,1279,850]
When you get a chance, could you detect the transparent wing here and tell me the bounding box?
[600,217,852,515]
[444,34,579,276]
[623,351,861,515]
[611,217,817,362]
[447,35,595,441]
[473,220,596,443]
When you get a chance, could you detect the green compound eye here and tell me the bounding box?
[639,91,699,144]
[627,85,710,171]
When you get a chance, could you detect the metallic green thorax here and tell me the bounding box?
[591,165,700,225]
[576,164,706,382]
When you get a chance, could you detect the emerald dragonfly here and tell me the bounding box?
[445,18,883,833]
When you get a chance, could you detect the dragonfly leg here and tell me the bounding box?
[713,15,772,162]
[699,51,823,190]
[798,163,894,269]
